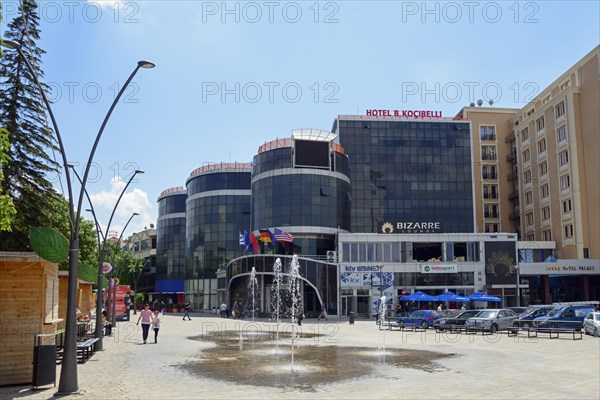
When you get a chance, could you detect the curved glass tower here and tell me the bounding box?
[156,187,187,293]
[252,129,351,255]
[185,162,252,309]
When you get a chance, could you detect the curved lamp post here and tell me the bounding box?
[95,170,144,346]
[1,38,154,394]
[109,212,139,326]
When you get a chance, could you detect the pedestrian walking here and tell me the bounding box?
[318,303,328,321]
[152,309,161,343]
[296,303,304,326]
[161,301,166,315]
[137,304,153,344]
[183,301,191,320]
[220,302,227,318]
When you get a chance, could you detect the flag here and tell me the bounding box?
[243,231,251,252]
[274,228,294,243]
[259,228,275,243]
[249,231,259,253]
[239,232,245,246]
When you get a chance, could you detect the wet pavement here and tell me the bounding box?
[1,313,599,399]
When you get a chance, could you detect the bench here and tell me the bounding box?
[77,338,99,363]
[465,326,494,335]
[506,327,582,340]
[380,322,427,332]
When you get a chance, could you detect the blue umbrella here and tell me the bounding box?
[434,291,471,302]
[468,291,501,302]
[400,291,435,301]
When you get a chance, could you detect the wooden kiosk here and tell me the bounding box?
[0,252,60,386]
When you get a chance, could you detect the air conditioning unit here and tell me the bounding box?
[326,251,338,262]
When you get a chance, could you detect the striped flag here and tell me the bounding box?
[274,228,294,243]
[239,232,245,246]
[259,228,275,243]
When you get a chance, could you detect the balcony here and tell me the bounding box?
[506,153,516,163]
[507,172,518,181]
[508,190,520,200]
[509,211,520,220]
[505,132,516,143]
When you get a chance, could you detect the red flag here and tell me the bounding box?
[249,231,259,254]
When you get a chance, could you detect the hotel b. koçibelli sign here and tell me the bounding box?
[366,109,443,118]
[420,264,458,274]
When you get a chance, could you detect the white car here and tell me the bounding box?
[583,312,600,337]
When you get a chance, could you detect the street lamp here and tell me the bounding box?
[515,264,521,307]
[1,39,154,394]
[95,171,144,346]
[109,212,139,326]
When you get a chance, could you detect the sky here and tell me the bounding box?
[1,0,599,238]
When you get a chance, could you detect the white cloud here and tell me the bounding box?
[87,0,125,8]
[89,176,155,239]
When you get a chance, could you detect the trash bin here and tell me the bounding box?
[349,312,356,324]
[33,334,56,389]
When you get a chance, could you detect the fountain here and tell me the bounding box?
[288,254,301,374]
[272,258,283,356]
[248,266,259,321]
[377,295,387,362]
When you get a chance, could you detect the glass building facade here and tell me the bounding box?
[332,116,475,234]
[185,163,252,309]
[252,130,351,256]
[156,187,187,292]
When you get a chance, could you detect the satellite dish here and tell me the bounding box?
[477,99,483,107]
[470,102,475,107]
[488,99,494,106]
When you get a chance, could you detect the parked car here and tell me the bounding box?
[506,307,529,315]
[396,310,442,328]
[512,307,554,328]
[533,305,596,330]
[433,310,480,331]
[582,312,600,336]
[465,309,518,333]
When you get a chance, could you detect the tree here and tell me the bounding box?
[0,0,63,250]
[0,8,17,232]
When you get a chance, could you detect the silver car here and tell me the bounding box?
[465,309,518,333]
[583,312,600,337]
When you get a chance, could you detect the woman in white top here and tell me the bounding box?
[151,309,161,343]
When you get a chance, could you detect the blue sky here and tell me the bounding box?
[1,0,599,237]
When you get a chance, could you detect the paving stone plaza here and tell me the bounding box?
[1,313,599,400]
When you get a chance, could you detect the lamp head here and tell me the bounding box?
[133,212,140,216]
[134,170,145,175]
[0,39,20,50]
[137,61,155,69]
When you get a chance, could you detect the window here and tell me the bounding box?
[526,212,534,226]
[482,165,497,180]
[539,161,548,177]
[521,128,529,142]
[526,234,535,241]
[541,184,549,199]
[523,170,532,184]
[562,199,572,213]
[542,230,552,241]
[480,126,496,141]
[537,138,546,155]
[524,191,533,205]
[483,184,498,199]
[522,148,530,163]
[484,223,499,233]
[484,203,499,218]
[560,174,571,190]
[557,126,567,142]
[481,145,497,160]
[555,101,565,119]
[563,224,573,238]
[559,150,569,166]
[536,116,545,132]
[542,206,550,221]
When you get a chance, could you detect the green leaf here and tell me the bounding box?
[29,227,69,263]
[78,263,107,287]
